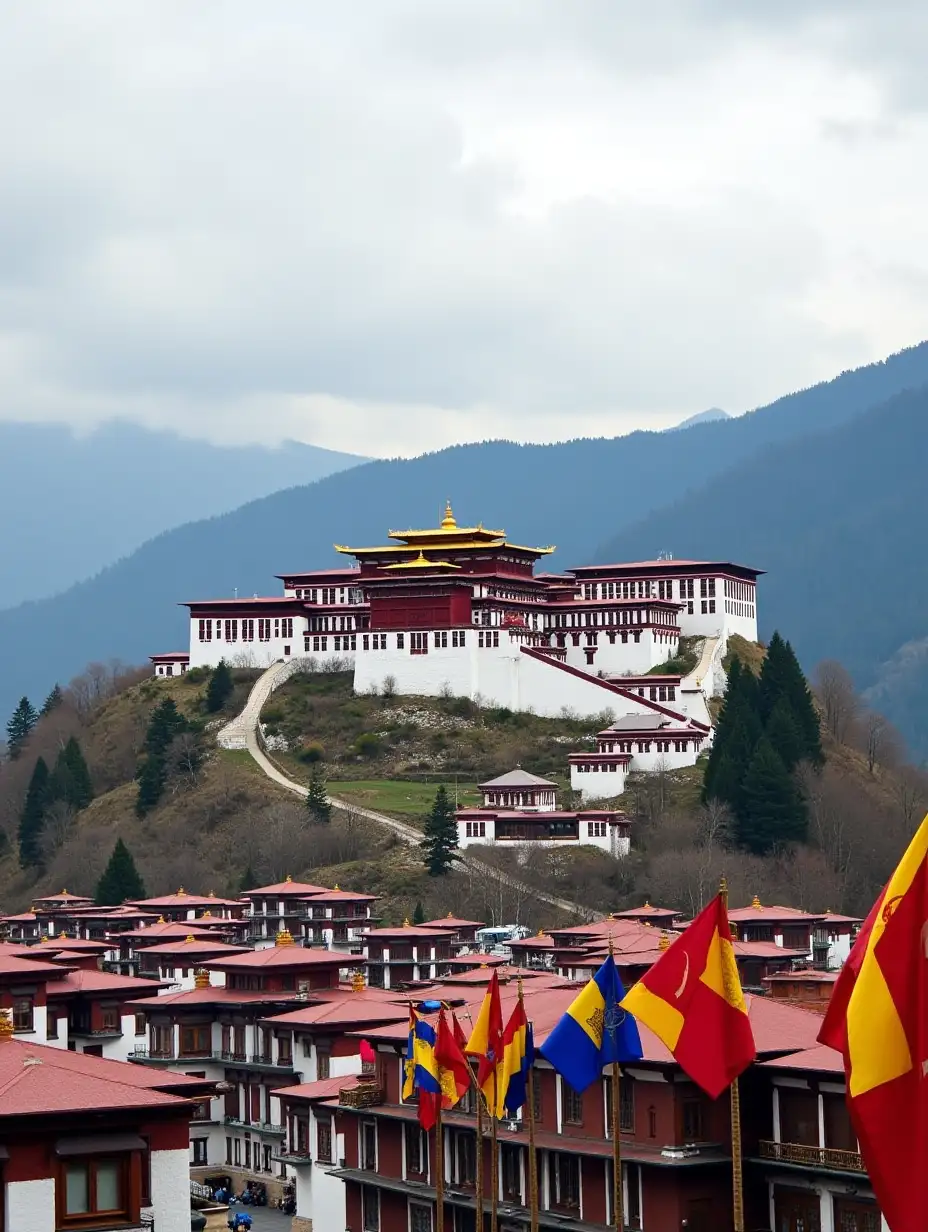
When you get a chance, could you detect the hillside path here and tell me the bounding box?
[218,662,592,921]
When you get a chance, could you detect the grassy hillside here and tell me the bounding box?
[7,339,928,724]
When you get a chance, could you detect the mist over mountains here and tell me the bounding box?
[2,342,928,752]
[0,421,363,608]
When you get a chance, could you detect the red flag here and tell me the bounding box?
[451,1009,468,1052]
[621,893,755,1099]
[819,815,928,1232]
[465,970,503,1104]
[435,1009,472,1109]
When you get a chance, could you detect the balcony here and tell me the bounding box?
[249,1053,296,1072]
[339,1082,385,1109]
[224,1116,285,1136]
[272,1147,313,1166]
[128,1049,176,1064]
[759,1140,866,1174]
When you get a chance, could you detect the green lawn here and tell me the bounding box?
[328,778,482,821]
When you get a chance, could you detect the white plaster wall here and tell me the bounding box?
[626,743,702,773]
[189,617,358,671]
[827,933,853,969]
[7,1177,55,1231]
[568,627,675,675]
[16,1004,49,1045]
[149,1147,192,1232]
[570,764,628,800]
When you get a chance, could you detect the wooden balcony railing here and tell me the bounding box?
[759,1139,866,1173]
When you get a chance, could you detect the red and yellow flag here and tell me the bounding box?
[819,814,928,1232]
[465,970,503,1107]
[620,893,755,1099]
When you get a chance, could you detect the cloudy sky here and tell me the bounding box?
[2,2,927,459]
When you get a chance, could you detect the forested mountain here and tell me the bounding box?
[0,420,363,608]
[1,341,927,735]
[596,384,928,755]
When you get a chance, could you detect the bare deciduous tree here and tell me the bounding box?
[814,660,860,744]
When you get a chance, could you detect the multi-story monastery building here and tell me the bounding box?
[172,503,761,728]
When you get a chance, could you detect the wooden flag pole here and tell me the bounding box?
[490,1068,499,1232]
[612,1059,624,1232]
[518,977,539,1232]
[475,1087,484,1232]
[435,1100,445,1232]
[720,876,745,1232]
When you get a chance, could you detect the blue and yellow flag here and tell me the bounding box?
[539,954,642,1093]
[501,1005,535,1118]
[403,1007,442,1128]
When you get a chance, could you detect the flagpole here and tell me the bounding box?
[518,977,539,1232]
[612,1058,624,1232]
[720,876,745,1232]
[436,1100,445,1232]
[475,1086,484,1232]
[490,1069,499,1232]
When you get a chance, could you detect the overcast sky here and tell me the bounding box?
[2,2,927,459]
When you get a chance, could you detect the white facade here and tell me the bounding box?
[456,814,629,857]
[188,613,360,672]
[148,1147,194,1232]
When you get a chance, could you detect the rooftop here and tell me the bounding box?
[128,890,243,909]
[478,769,558,790]
[728,899,825,923]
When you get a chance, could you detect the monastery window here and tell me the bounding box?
[434,631,448,649]
[633,632,640,642]
[552,1153,581,1210]
[312,636,328,652]
[362,634,370,651]
[396,633,404,649]
[563,1082,584,1125]
[709,600,716,614]
[241,618,254,642]
[198,619,212,642]
[224,619,238,642]
[411,632,429,655]
[668,686,676,700]
[587,821,607,838]
[452,630,466,647]
[135,1012,146,1037]
[62,1156,130,1225]
[12,995,34,1032]
[687,601,694,615]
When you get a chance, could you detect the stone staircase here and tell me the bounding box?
[217,658,308,750]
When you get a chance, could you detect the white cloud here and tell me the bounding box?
[0,1,927,456]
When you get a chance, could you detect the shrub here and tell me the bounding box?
[353,732,382,760]
[382,675,397,698]
[262,706,285,725]
[185,667,209,684]
[298,742,326,764]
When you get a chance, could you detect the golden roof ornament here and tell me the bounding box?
[752,895,763,910]
[658,931,671,952]
[203,910,212,919]
[441,501,457,531]
[537,928,545,937]
[276,929,295,947]
[186,935,196,944]
[403,918,411,928]
[447,912,453,919]
[157,916,165,924]
[351,970,365,993]
[334,884,340,892]
[0,1012,13,1041]
[61,889,68,895]
[286,875,292,883]
[60,931,69,940]
[644,900,651,909]
[177,887,186,897]
[194,969,211,990]
[41,935,50,943]
[209,891,216,898]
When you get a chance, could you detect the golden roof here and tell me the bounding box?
[335,501,553,558]
[383,553,462,571]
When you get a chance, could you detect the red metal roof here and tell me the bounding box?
[203,947,344,971]
[129,892,243,909]
[729,903,824,923]
[241,880,331,897]
[274,1076,359,1103]
[760,1044,844,1074]
[45,970,164,999]
[139,939,248,957]
[0,1040,189,1116]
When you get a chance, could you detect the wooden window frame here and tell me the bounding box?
[57,1155,135,1229]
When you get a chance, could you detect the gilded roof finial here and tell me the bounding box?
[203,910,212,919]
[441,501,457,531]
[0,1011,13,1041]
[752,895,763,910]
[177,887,186,897]
[351,970,365,993]
[276,929,295,947]
[194,969,211,989]
[185,935,196,944]
[286,875,292,883]
[658,931,671,952]
[60,931,69,940]
[334,883,340,892]
[157,916,165,924]
[403,917,411,928]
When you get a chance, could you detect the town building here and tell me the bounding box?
[728,900,861,971]
[456,769,631,857]
[0,1020,211,1232]
[239,878,379,951]
[170,503,762,724]
[569,714,710,801]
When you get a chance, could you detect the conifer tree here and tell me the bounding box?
[18,756,49,868]
[96,838,146,905]
[239,863,259,893]
[40,684,63,717]
[765,697,804,772]
[51,737,94,811]
[758,632,823,765]
[421,785,458,876]
[738,737,807,855]
[145,698,188,755]
[703,660,762,809]
[135,754,167,818]
[6,696,38,759]
[306,767,332,824]
[412,900,425,925]
[205,660,234,713]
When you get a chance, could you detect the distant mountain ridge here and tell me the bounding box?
[0,420,364,608]
[1,341,928,741]
[670,408,731,430]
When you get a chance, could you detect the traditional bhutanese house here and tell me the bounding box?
[419,915,487,949]
[437,951,509,975]
[609,902,684,928]
[727,898,825,966]
[135,937,249,991]
[112,919,224,977]
[761,969,839,1009]
[295,887,380,952]
[507,930,556,970]
[569,714,709,801]
[362,923,456,990]
[0,1022,211,1232]
[149,650,190,677]
[43,967,167,1061]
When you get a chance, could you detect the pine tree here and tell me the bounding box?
[145,698,188,756]
[50,737,94,811]
[703,660,762,810]
[239,863,259,892]
[6,696,38,759]
[40,684,63,717]
[412,900,425,925]
[96,838,146,905]
[135,754,167,818]
[205,660,234,713]
[737,737,807,855]
[758,632,823,765]
[18,756,49,868]
[765,697,804,772]
[421,785,458,876]
[306,767,332,824]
